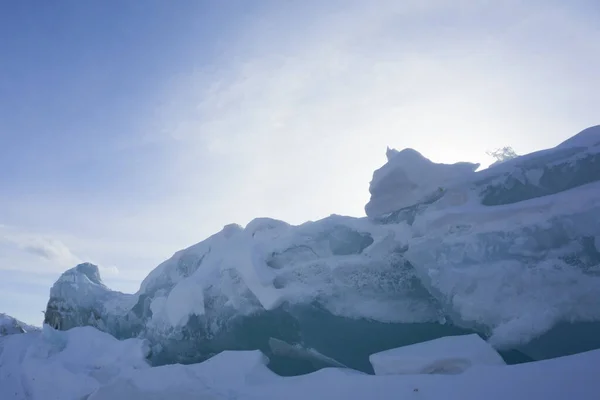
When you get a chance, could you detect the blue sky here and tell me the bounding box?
[1,0,599,325]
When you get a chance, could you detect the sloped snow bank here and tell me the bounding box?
[369,334,505,375]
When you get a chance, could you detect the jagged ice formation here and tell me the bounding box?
[44,125,600,375]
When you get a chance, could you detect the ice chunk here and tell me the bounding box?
[405,180,600,351]
[369,334,505,375]
[365,147,478,218]
[44,263,139,337]
[268,337,349,370]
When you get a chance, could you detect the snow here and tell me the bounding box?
[1,326,600,400]
[369,334,505,375]
[0,326,150,400]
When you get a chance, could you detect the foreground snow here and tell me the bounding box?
[0,326,598,400]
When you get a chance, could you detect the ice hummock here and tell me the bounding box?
[43,126,600,374]
[45,263,138,337]
[369,334,505,375]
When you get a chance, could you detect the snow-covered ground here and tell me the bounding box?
[1,326,599,400]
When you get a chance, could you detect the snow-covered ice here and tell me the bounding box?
[369,334,505,375]
[33,125,600,376]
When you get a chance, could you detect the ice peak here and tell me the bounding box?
[385,146,396,161]
[71,262,104,286]
[366,147,478,218]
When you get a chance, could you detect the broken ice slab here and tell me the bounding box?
[369,334,505,375]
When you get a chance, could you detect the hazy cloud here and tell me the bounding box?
[21,237,81,266]
[145,0,600,229]
[0,227,79,267]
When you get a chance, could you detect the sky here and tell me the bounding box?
[1,0,599,325]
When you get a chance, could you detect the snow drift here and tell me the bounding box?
[43,126,600,373]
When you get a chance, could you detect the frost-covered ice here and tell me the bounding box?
[369,334,505,375]
[44,262,136,335]
[0,313,39,336]
[365,147,479,218]
[404,180,600,348]
[43,126,600,370]
[1,326,600,400]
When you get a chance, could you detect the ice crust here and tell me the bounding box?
[44,126,600,370]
